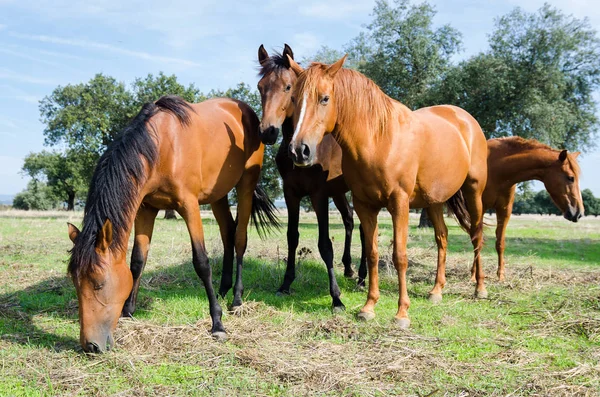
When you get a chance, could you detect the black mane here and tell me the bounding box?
[68,95,193,277]
[258,51,290,77]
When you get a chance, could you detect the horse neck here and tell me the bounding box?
[491,146,558,187]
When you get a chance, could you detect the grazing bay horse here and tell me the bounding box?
[257,44,363,311]
[481,137,584,280]
[287,55,488,327]
[67,96,277,353]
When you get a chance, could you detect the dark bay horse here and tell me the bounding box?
[480,137,584,280]
[257,45,363,311]
[67,96,277,353]
[287,55,488,327]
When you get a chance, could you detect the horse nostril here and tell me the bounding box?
[301,144,310,160]
[288,143,297,161]
[85,342,101,354]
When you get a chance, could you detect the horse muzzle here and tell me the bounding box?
[564,207,583,222]
[288,142,314,167]
[260,126,280,145]
[82,332,114,354]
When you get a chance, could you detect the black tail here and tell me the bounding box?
[446,190,472,233]
[251,184,281,239]
[446,190,485,255]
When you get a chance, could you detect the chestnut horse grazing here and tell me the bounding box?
[287,55,488,327]
[257,44,363,311]
[481,137,584,280]
[67,96,277,353]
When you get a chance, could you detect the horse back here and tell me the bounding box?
[143,97,264,206]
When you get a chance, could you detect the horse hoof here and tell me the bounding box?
[394,317,410,329]
[212,331,228,342]
[429,293,443,304]
[497,275,505,282]
[469,276,476,283]
[475,290,488,299]
[344,270,355,279]
[332,305,346,314]
[357,311,375,321]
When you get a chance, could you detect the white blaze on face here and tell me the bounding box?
[291,92,308,145]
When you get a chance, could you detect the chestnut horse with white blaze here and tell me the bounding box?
[67,96,278,353]
[257,44,365,311]
[287,55,488,327]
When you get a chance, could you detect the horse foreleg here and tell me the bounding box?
[388,193,411,328]
[122,204,158,318]
[311,193,345,312]
[178,198,226,340]
[495,192,514,281]
[354,197,380,321]
[278,187,300,295]
[211,196,236,298]
[332,193,355,278]
[427,204,448,304]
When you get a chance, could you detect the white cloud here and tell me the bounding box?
[10,32,203,68]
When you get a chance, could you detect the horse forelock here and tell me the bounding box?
[258,52,289,77]
[295,64,393,140]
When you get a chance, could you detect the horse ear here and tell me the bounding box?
[326,55,347,78]
[572,151,581,159]
[67,223,80,244]
[559,150,568,162]
[258,44,269,65]
[283,44,294,67]
[96,219,113,253]
[287,54,304,76]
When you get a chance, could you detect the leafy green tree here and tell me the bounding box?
[13,181,60,211]
[348,0,462,109]
[22,150,90,210]
[435,4,600,149]
[581,189,599,216]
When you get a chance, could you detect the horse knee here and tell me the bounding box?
[193,252,210,278]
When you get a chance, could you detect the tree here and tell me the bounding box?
[581,189,599,216]
[13,181,60,211]
[434,4,600,149]
[348,0,462,109]
[21,150,90,210]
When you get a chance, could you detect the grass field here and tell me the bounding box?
[0,209,599,396]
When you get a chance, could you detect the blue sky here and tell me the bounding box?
[1,0,599,195]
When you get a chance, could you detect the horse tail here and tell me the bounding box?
[446,190,485,255]
[251,184,281,239]
[446,190,471,234]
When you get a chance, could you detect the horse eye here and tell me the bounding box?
[321,95,329,105]
[285,84,292,92]
[567,176,575,182]
[94,282,105,290]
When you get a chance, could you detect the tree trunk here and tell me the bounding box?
[67,192,75,211]
[164,209,177,220]
[418,208,433,228]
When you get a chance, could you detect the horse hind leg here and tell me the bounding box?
[332,193,355,278]
[461,179,487,299]
[426,204,448,304]
[211,196,236,298]
[231,168,261,310]
[178,197,226,340]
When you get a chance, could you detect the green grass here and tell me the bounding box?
[0,210,599,396]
